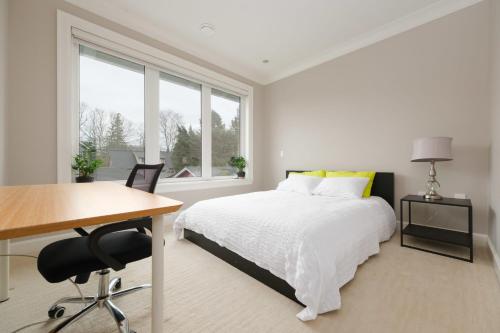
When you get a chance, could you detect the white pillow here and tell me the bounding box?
[312,177,369,199]
[276,174,323,195]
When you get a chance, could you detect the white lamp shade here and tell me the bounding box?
[411,137,453,162]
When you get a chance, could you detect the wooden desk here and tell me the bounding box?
[0,182,183,333]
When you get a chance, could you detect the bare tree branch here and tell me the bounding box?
[159,109,183,152]
[80,104,108,153]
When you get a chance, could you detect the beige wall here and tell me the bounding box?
[5,0,264,207]
[4,0,495,235]
[264,2,491,233]
[489,0,500,253]
[0,0,7,185]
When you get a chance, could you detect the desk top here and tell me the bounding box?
[0,182,183,240]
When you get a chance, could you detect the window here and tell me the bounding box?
[159,73,202,179]
[59,13,252,189]
[79,45,145,181]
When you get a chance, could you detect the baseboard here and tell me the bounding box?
[487,238,500,285]
[399,222,496,281]
[9,217,497,284]
[474,233,489,245]
[8,213,179,256]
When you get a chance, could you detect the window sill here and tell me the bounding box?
[155,178,253,193]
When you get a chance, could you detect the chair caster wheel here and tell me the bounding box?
[48,305,65,319]
[112,278,122,292]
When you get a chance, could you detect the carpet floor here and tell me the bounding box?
[1,226,500,333]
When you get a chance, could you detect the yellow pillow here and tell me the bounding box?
[291,170,326,177]
[326,171,376,198]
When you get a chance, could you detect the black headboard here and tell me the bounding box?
[285,170,395,209]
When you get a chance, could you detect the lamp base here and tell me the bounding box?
[424,193,442,200]
[424,161,443,200]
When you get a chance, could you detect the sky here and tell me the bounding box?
[79,54,240,136]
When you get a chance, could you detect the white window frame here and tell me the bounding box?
[57,11,253,192]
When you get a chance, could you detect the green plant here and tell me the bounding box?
[229,156,247,172]
[72,142,103,177]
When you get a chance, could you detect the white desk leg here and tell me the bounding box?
[151,215,165,333]
[0,240,9,302]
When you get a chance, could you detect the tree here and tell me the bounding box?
[170,110,240,175]
[159,110,182,152]
[80,103,108,155]
[136,125,145,147]
[80,102,90,132]
[171,126,191,171]
[231,107,240,138]
[229,110,240,157]
[106,113,128,149]
[188,125,201,166]
[171,125,202,172]
[87,108,108,153]
[211,110,240,168]
[211,111,226,166]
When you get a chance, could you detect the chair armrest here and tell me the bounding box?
[75,217,151,238]
[74,227,89,236]
[128,217,152,234]
[88,218,152,271]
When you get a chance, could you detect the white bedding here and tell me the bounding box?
[173,190,396,321]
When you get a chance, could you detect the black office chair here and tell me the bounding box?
[37,164,164,333]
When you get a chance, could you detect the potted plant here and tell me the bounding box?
[229,156,247,179]
[72,143,103,183]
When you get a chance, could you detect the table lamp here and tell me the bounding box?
[411,137,453,200]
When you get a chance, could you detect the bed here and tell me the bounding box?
[174,171,396,320]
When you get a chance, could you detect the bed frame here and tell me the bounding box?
[184,170,394,305]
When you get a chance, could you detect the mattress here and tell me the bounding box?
[173,190,396,320]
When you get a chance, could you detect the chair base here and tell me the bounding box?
[48,269,151,333]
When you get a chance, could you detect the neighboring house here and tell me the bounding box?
[101,149,234,179]
[97,148,175,180]
[108,148,143,169]
[159,151,175,176]
[172,166,201,178]
[172,165,235,178]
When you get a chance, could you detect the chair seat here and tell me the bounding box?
[37,231,152,283]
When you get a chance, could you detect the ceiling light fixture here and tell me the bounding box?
[200,23,215,36]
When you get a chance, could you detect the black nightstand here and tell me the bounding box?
[400,195,473,262]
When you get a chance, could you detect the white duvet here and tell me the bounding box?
[173,190,396,321]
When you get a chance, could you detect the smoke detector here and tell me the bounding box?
[200,23,215,36]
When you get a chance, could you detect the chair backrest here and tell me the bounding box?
[125,164,164,193]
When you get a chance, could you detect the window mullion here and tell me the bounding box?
[145,67,160,164]
[201,85,212,178]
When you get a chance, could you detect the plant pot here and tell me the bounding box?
[75,176,94,183]
[237,171,246,179]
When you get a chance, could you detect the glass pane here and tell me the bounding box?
[79,45,145,181]
[211,89,241,176]
[159,72,202,178]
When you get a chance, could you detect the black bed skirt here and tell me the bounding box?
[183,228,304,306]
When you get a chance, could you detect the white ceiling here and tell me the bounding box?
[66,0,482,84]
